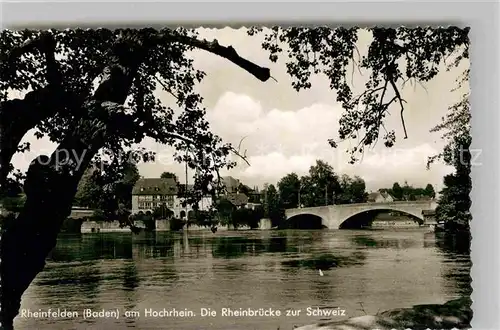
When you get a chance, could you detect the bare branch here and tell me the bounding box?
[417,80,429,95]
[237,136,248,153]
[154,75,179,100]
[350,60,355,86]
[230,146,250,166]
[389,79,408,139]
[164,33,271,82]
[164,132,195,146]
[351,86,385,106]
[378,38,408,141]
[372,81,390,147]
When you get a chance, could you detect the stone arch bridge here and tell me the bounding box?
[285,200,437,229]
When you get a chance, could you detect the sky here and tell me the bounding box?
[11,27,469,192]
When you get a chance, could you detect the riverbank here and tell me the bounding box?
[76,218,273,233]
[295,297,471,330]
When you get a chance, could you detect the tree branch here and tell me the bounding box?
[163,32,271,82]
[379,38,408,140]
[1,28,267,191]
[1,32,51,69]
[0,32,67,193]
[389,78,408,139]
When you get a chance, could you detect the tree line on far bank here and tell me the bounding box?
[379,182,436,201]
[276,160,367,209]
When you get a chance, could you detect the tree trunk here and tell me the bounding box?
[0,108,114,328]
[0,139,98,328]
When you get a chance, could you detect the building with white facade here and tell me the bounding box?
[131,178,213,219]
[131,177,178,214]
[174,184,213,220]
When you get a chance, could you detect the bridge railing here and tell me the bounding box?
[285,200,436,212]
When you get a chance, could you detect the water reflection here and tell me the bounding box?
[211,234,299,259]
[121,261,140,328]
[30,261,102,313]
[18,229,471,330]
[131,232,177,259]
[282,252,366,270]
[267,235,288,252]
[48,233,134,261]
[434,231,471,255]
[351,234,421,249]
[122,262,139,291]
[182,230,190,253]
[434,232,472,296]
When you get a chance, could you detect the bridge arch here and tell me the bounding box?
[338,206,424,229]
[286,213,327,229]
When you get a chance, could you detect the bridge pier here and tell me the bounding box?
[422,210,437,225]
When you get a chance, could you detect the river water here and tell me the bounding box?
[16,229,471,330]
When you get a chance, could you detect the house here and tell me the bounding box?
[367,191,394,203]
[131,177,178,215]
[222,192,249,209]
[132,177,215,220]
[177,183,194,197]
[246,186,263,203]
[222,176,240,194]
[174,183,213,220]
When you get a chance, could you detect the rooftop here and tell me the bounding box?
[178,183,195,193]
[368,191,393,200]
[132,178,178,195]
[222,193,249,206]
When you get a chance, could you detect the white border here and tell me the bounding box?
[1,1,499,329]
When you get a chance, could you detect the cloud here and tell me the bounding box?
[208,91,342,155]
[10,90,452,192]
[351,144,453,189]
[240,153,317,182]
[204,91,452,190]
